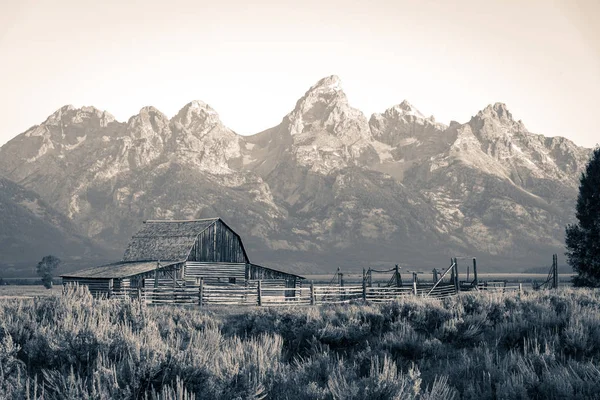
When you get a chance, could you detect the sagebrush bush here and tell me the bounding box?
[1,285,600,399]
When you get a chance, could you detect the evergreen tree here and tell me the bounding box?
[36,255,61,289]
[565,148,600,287]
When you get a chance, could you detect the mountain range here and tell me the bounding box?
[0,76,592,275]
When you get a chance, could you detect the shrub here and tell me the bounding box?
[1,286,600,398]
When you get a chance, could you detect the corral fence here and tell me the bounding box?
[199,280,522,307]
[68,255,557,305]
[105,277,522,307]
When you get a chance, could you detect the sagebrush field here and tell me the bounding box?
[1,286,600,399]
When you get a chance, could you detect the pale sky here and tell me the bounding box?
[1,0,599,147]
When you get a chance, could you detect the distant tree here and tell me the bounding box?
[36,255,61,289]
[565,147,600,287]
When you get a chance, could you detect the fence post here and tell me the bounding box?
[108,279,113,299]
[257,280,262,306]
[450,258,455,289]
[362,269,367,302]
[518,283,522,293]
[553,254,558,290]
[310,281,315,305]
[412,272,418,296]
[473,258,478,289]
[199,278,204,307]
[454,258,460,293]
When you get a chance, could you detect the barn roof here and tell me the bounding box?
[122,218,221,262]
[61,261,180,279]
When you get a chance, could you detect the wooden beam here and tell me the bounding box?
[412,273,417,296]
[362,269,367,302]
[426,261,456,296]
[199,278,204,307]
[257,280,262,306]
[473,258,478,288]
[454,257,460,292]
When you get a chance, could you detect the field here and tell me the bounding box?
[1,286,600,399]
[0,285,62,298]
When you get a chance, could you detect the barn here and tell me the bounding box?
[62,218,304,298]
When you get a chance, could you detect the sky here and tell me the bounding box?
[1,0,599,148]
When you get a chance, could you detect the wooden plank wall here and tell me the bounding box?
[188,220,247,263]
[247,264,298,288]
[185,262,246,284]
[62,278,110,296]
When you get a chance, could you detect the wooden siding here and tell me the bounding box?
[63,277,110,296]
[188,220,248,263]
[185,262,246,284]
[247,264,298,281]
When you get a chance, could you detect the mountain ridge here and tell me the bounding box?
[0,76,592,273]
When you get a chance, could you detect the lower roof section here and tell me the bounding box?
[61,260,305,280]
[61,261,180,279]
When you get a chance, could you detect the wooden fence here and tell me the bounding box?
[104,279,523,306]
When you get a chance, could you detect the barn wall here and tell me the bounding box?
[62,278,111,297]
[185,262,246,284]
[188,220,248,263]
[247,264,296,281]
[247,264,299,289]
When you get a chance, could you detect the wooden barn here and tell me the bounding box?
[62,218,304,298]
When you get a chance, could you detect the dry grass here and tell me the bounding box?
[0,285,63,299]
[1,286,600,399]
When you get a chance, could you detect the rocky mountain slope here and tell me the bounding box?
[0,76,592,272]
[0,177,114,276]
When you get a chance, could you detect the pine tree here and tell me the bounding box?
[36,255,61,289]
[565,148,600,287]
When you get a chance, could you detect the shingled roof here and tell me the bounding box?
[122,218,220,262]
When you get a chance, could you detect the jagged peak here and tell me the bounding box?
[309,75,343,93]
[176,100,219,116]
[171,100,224,132]
[477,102,514,122]
[44,105,116,125]
[60,104,76,112]
[387,100,426,119]
[294,76,347,107]
[290,75,348,113]
[135,106,169,121]
[397,99,415,110]
[138,105,164,114]
[127,106,170,129]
